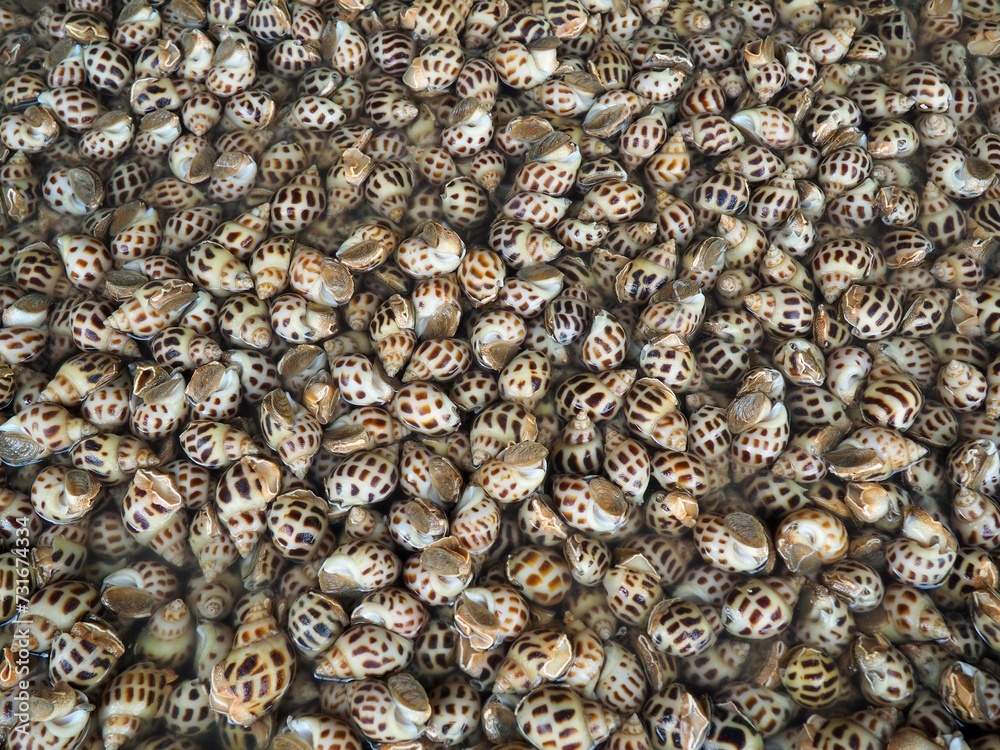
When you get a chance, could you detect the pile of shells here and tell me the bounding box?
[9,0,1000,749]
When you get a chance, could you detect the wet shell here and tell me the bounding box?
[210,595,295,726]
[99,663,177,750]
[49,618,126,692]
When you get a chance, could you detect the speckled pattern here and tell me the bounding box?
[8,0,1000,749]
